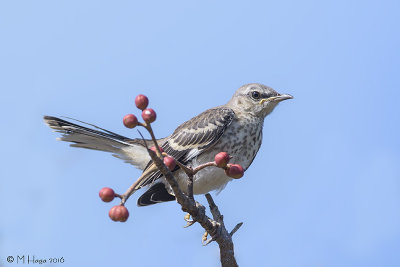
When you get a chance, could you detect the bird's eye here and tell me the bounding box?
[251,91,261,99]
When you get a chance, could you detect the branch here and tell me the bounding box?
[144,125,240,267]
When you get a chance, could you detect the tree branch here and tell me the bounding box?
[143,125,240,267]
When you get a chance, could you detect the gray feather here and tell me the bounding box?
[44,116,163,170]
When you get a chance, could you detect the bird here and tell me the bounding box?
[44,83,292,206]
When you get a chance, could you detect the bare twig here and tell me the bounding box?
[141,124,163,157]
[116,130,160,205]
[230,222,243,237]
[205,193,224,222]
[187,173,194,199]
[169,155,193,176]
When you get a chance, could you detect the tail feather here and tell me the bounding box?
[44,115,131,152]
[43,116,152,169]
[137,183,176,206]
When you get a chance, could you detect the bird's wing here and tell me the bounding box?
[163,106,235,163]
[137,107,236,188]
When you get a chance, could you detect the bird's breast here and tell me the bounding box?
[215,118,263,170]
[172,118,264,194]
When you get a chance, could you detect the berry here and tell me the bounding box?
[123,114,138,128]
[150,146,164,153]
[225,164,244,179]
[163,156,176,171]
[108,206,119,222]
[142,108,157,123]
[99,187,115,202]
[214,152,230,168]
[135,94,149,110]
[109,205,129,222]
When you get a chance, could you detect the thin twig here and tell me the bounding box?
[230,222,243,237]
[187,173,194,199]
[165,153,193,175]
[117,130,159,205]
[144,124,163,157]
[205,193,223,222]
[193,162,218,174]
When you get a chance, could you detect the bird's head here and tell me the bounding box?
[227,83,293,118]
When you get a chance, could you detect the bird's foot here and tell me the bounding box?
[202,231,209,245]
[184,213,196,228]
[202,223,221,246]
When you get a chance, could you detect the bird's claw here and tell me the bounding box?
[202,231,215,246]
[184,221,196,228]
[184,213,195,228]
[202,231,209,245]
[184,213,191,222]
[201,225,220,246]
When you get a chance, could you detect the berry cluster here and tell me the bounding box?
[98,187,129,222]
[123,94,156,128]
[214,152,244,179]
[99,94,244,223]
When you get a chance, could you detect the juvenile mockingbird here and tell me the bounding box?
[44,83,292,206]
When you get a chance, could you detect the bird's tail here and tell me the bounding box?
[44,115,176,205]
[43,116,152,169]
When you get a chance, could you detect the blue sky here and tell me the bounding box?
[0,0,399,266]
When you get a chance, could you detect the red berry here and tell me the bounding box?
[163,156,176,171]
[99,187,115,202]
[135,94,149,110]
[108,206,119,221]
[123,114,138,128]
[225,164,244,179]
[150,146,164,153]
[142,108,156,123]
[109,205,129,222]
[214,152,230,168]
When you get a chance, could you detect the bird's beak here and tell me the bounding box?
[259,94,293,104]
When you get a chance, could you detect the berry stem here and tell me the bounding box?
[143,123,163,158]
[119,166,157,205]
[193,162,218,174]
[161,152,219,198]
[164,153,193,174]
